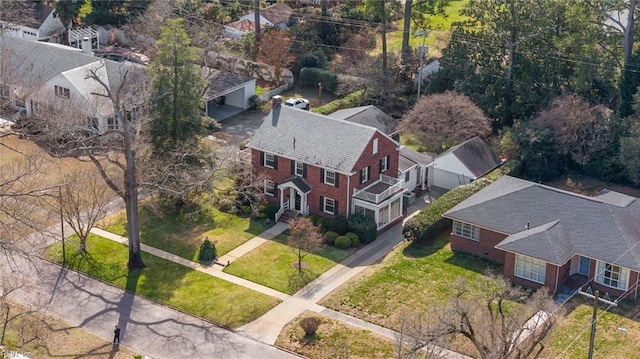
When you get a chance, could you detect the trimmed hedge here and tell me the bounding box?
[350,237,360,247]
[346,214,377,244]
[326,214,347,235]
[323,231,339,245]
[345,232,359,241]
[334,236,352,249]
[299,67,338,93]
[312,90,365,115]
[402,179,491,243]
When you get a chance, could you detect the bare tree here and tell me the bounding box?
[258,29,295,86]
[438,275,560,359]
[58,167,112,253]
[0,273,41,346]
[535,94,613,166]
[393,310,451,359]
[399,91,492,154]
[287,216,322,275]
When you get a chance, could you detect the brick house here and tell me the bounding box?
[247,103,405,230]
[443,175,640,300]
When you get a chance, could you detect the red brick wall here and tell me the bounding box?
[251,131,399,219]
[503,253,570,293]
[450,227,507,264]
[586,261,640,300]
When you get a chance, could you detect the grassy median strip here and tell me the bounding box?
[44,234,280,329]
[101,205,272,261]
[223,234,353,294]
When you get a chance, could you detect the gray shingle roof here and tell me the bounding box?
[1,35,132,94]
[260,3,293,25]
[203,70,255,100]
[248,105,381,174]
[447,136,501,177]
[329,105,399,136]
[444,176,640,271]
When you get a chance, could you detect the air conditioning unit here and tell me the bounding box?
[403,191,416,206]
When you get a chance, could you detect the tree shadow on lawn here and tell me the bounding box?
[402,231,450,259]
[271,233,355,263]
[444,252,502,275]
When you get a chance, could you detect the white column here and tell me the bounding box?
[279,187,285,208]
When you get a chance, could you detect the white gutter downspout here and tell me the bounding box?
[554,266,560,293]
[346,175,351,218]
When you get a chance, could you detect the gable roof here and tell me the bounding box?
[1,35,133,97]
[260,2,293,25]
[329,105,399,136]
[442,136,501,178]
[3,2,54,29]
[444,176,640,271]
[226,19,257,32]
[399,146,433,171]
[248,105,390,174]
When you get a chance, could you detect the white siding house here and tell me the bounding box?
[0,2,65,42]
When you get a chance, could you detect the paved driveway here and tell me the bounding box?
[220,109,268,144]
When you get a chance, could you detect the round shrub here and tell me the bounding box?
[327,214,347,235]
[198,238,217,262]
[334,236,352,249]
[264,203,280,221]
[323,231,339,245]
[217,198,235,213]
[346,214,377,244]
[350,237,360,247]
[345,232,359,241]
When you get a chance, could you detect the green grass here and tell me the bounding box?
[223,233,353,294]
[102,205,272,262]
[374,0,469,57]
[543,297,640,358]
[320,232,500,328]
[44,235,280,329]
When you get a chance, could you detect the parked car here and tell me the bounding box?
[284,97,310,110]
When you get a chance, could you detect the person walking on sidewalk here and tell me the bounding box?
[113,325,121,344]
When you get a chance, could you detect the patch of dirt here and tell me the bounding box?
[291,261,309,270]
[545,173,640,198]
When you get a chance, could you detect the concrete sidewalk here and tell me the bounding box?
[217,221,288,265]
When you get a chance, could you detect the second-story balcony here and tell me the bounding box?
[353,174,404,204]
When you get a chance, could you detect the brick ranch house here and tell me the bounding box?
[247,103,406,231]
[443,175,640,300]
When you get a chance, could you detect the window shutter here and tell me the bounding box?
[273,156,278,169]
[334,200,338,215]
[320,169,325,183]
[320,196,324,211]
[260,151,265,166]
[274,182,278,198]
[367,166,371,180]
[335,173,339,187]
[291,160,295,175]
[360,169,364,184]
[379,158,383,173]
[303,163,307,178]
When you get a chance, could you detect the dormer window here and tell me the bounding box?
[55,85,70,99]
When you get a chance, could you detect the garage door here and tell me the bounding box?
[432,168,470,190]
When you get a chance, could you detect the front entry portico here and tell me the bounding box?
[275,177,312,221]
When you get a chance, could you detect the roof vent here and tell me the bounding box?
[525,222,530,230]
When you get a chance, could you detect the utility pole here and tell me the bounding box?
[415,30,428,101]
[588,290,599,359]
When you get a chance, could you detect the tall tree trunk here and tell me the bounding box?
[401,0,413,65]
[321,0,328,16]
[254,0,261,60]
[172,42,179,147]
[124,150,144,270]
[380,0,387,75]
[624,0,636,66]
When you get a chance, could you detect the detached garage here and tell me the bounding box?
[203,70,256,121]
[427,136,502,190]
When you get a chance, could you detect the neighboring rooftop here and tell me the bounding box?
[260,2,293,25]
[445,136,501,178]
[203,70,255,100]
[444,176,640,271]
[248,105,385,174]
[226,19,257,32]
[399,146,433,171]
[329,105,399,137]
[2,1,54,29]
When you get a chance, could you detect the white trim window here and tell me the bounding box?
[323,197,336,215]
[380,155,388,173]
[295,161,304,176]
[324,170,336,186]
[373,138,378,154]
[452,220,479,241]
[360,166,370,183]
[514,254,546,284]
[264,153,276,169]
[595,261,629,290]
[263,179,276,197]
[54,85,70,99]
[107,117,120,130]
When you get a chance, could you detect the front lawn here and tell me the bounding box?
[276,311,397,359]
[542,297,640,358]
[44,235,280,329]
[223,233,353,294]
[320,232,500,327]
[101,204,272,261]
